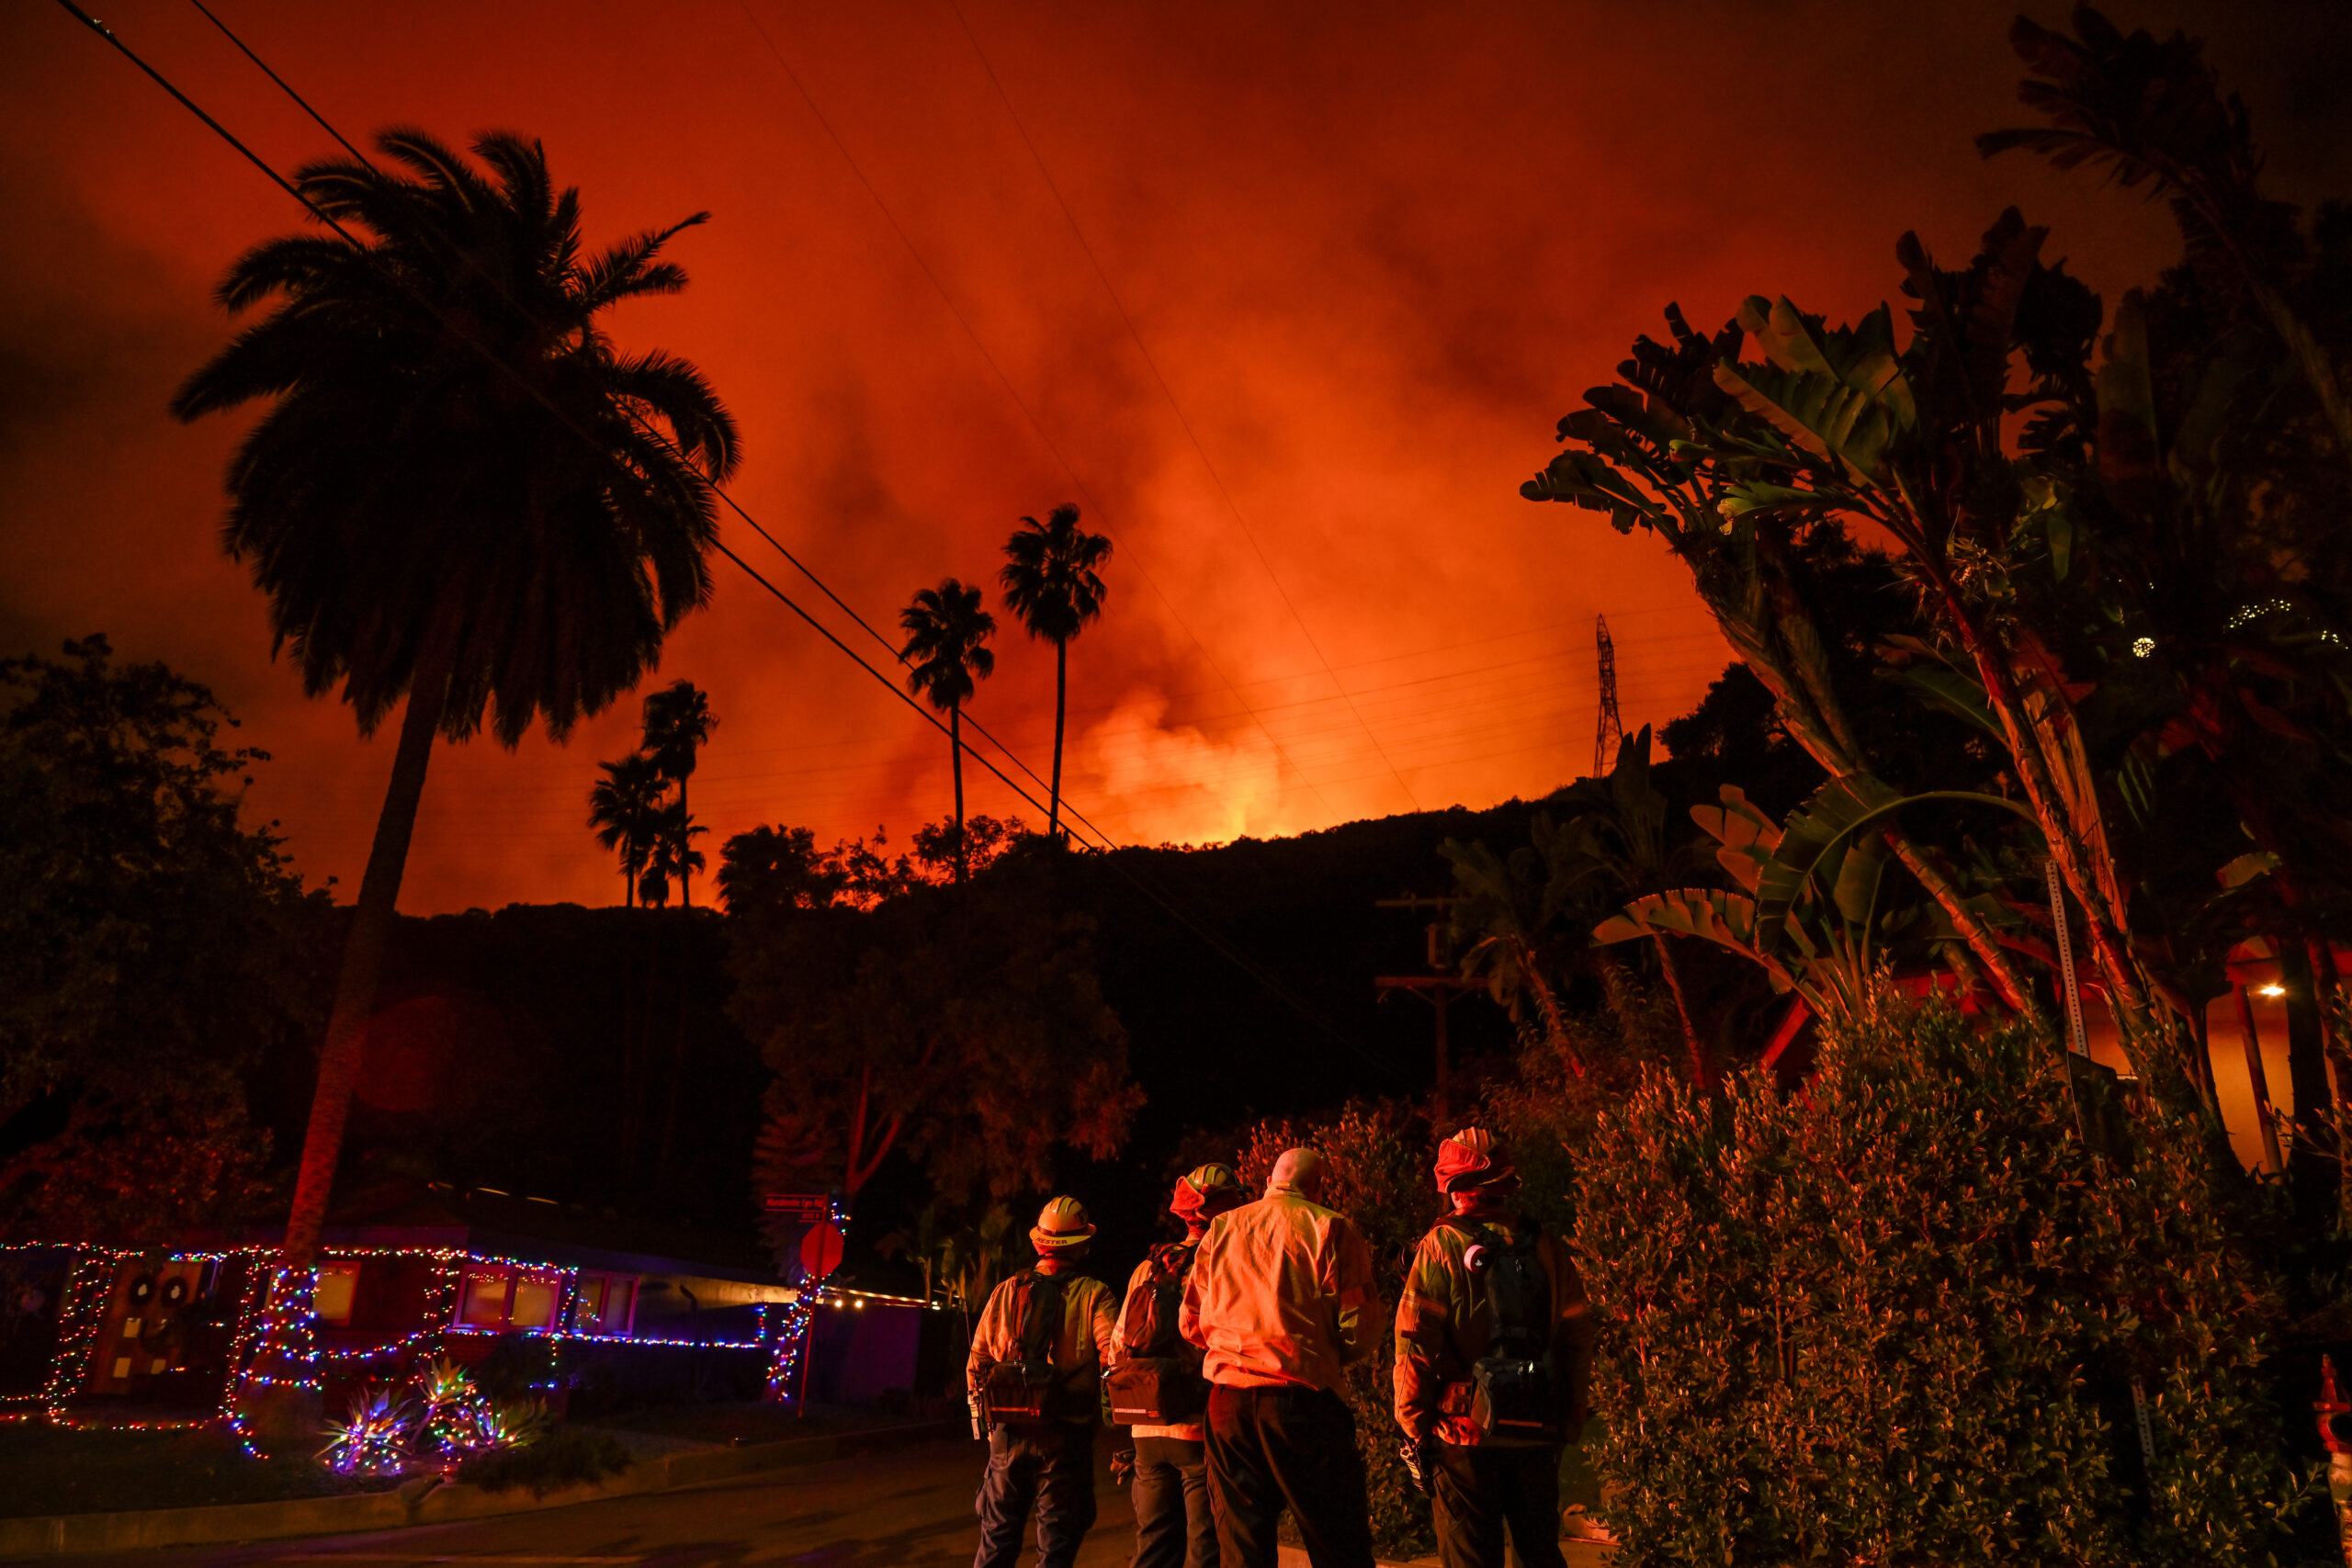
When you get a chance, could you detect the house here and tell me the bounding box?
[0,1182,953,1425]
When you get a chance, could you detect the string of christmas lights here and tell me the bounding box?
[762,1199,847,1404]
[12,1241,808,1439]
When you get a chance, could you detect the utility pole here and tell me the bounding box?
[1374,894,1476,1128]
[1594,615,1625,778]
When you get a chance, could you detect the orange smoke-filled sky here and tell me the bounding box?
[2,1,2344,912]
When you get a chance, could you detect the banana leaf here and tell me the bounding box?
[1596,887,1808,1002]
[1754,776,2041,948]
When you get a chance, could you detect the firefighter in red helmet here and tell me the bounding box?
[1110,1163,1248,1568]
[1394,1129,1593,1568]
[967,1196,1118,1568]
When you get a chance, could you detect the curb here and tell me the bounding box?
[1276,1540,1612,1568]
[0,1420,958,1558]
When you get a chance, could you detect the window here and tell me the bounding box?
[458,1271,511,1328]
[315,1264,361,1326]
[568,1274,638,1337]
[599,1277,636,1336]
[509,1275,559,1331]
[569,1277,605,1333]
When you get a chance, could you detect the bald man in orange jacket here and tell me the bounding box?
[1181,1147,1378,1568]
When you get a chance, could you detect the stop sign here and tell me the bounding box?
[799,1220,844,1280]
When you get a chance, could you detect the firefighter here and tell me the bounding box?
[1394,1129,1594,1568]
[1113,1162,1248,1568]
[1181,1147,1378,1568]
[967,1195,1119,1568]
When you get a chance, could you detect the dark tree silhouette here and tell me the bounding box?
[638,803,705,904]
[899,580,997,883]
[999,504,1110,845]
[0,637,307,1242]
[170,128,738,1285]
[588,752,669,908]
[639,680,716,908]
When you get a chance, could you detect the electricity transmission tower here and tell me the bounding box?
[1593,614,1625,776]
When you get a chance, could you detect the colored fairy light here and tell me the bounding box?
[6,1239,805,1444]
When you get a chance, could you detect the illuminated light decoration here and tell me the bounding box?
[763,1199,847,1404]
[38,1253,118,1420]
[5,1239,812,1441]
[2132,637,2155,658]
[2259,983,2287,998]
[318,1388,413,1475]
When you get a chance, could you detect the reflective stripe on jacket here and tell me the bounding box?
[1179,1184,1376,1393]
[1392,1212,1593,1446]
[967,1263,1117,1421]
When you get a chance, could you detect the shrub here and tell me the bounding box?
[454,1426,633,1495]
[1575,997,2301,1566]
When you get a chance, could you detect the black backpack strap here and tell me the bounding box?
[1019,1269,1066,1370]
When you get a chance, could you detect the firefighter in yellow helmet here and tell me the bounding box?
[1393,1130,1593,1568]
[967,1196,1118,1568]
[1110,1163,1248,1568]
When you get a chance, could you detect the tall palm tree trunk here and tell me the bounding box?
[284,651,450,1267]
[677,779,693,908]
[1050,638,1068,845]
[951,703,968,883]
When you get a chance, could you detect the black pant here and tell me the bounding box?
[1430,1442,1565,1568]
[973,1422,1097,1568]
[1130,1435,1216,1568]
[1204,1384,1373,1568]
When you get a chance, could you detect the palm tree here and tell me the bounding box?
[170,128,737,1292]
[1552,728,1713,1088]
[998,504,1110,845]
[639,680,716,907]
[588,753,669,907]
[899,579,997,883]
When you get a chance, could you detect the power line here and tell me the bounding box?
[66,0,1389,1074]
[944,0,1426,816]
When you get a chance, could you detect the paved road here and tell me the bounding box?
[62,1440,1136,1568]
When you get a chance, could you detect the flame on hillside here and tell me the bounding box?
[1077,697,1315,848]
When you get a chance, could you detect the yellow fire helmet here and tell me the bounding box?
[1029,1195,1097,1252]
[1172,1162,1244,1223]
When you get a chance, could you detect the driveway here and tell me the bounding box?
[51,1439,1135,1568]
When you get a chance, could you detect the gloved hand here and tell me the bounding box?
[1110,1448,1136,1487]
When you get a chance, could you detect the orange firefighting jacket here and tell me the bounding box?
[966,1260,1118,1423]
[1180,1183,1377,1394]
[1393,1208,1593,1447]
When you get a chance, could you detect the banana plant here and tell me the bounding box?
[1521,308,2039,1018]
[1597,781,2038,1022]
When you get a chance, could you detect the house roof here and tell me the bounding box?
[228,1181,786,1290]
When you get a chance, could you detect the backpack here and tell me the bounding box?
[978,1269,1075,1427]
[1104,1243,1207,1427]
[1447,1216,1565,1440]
